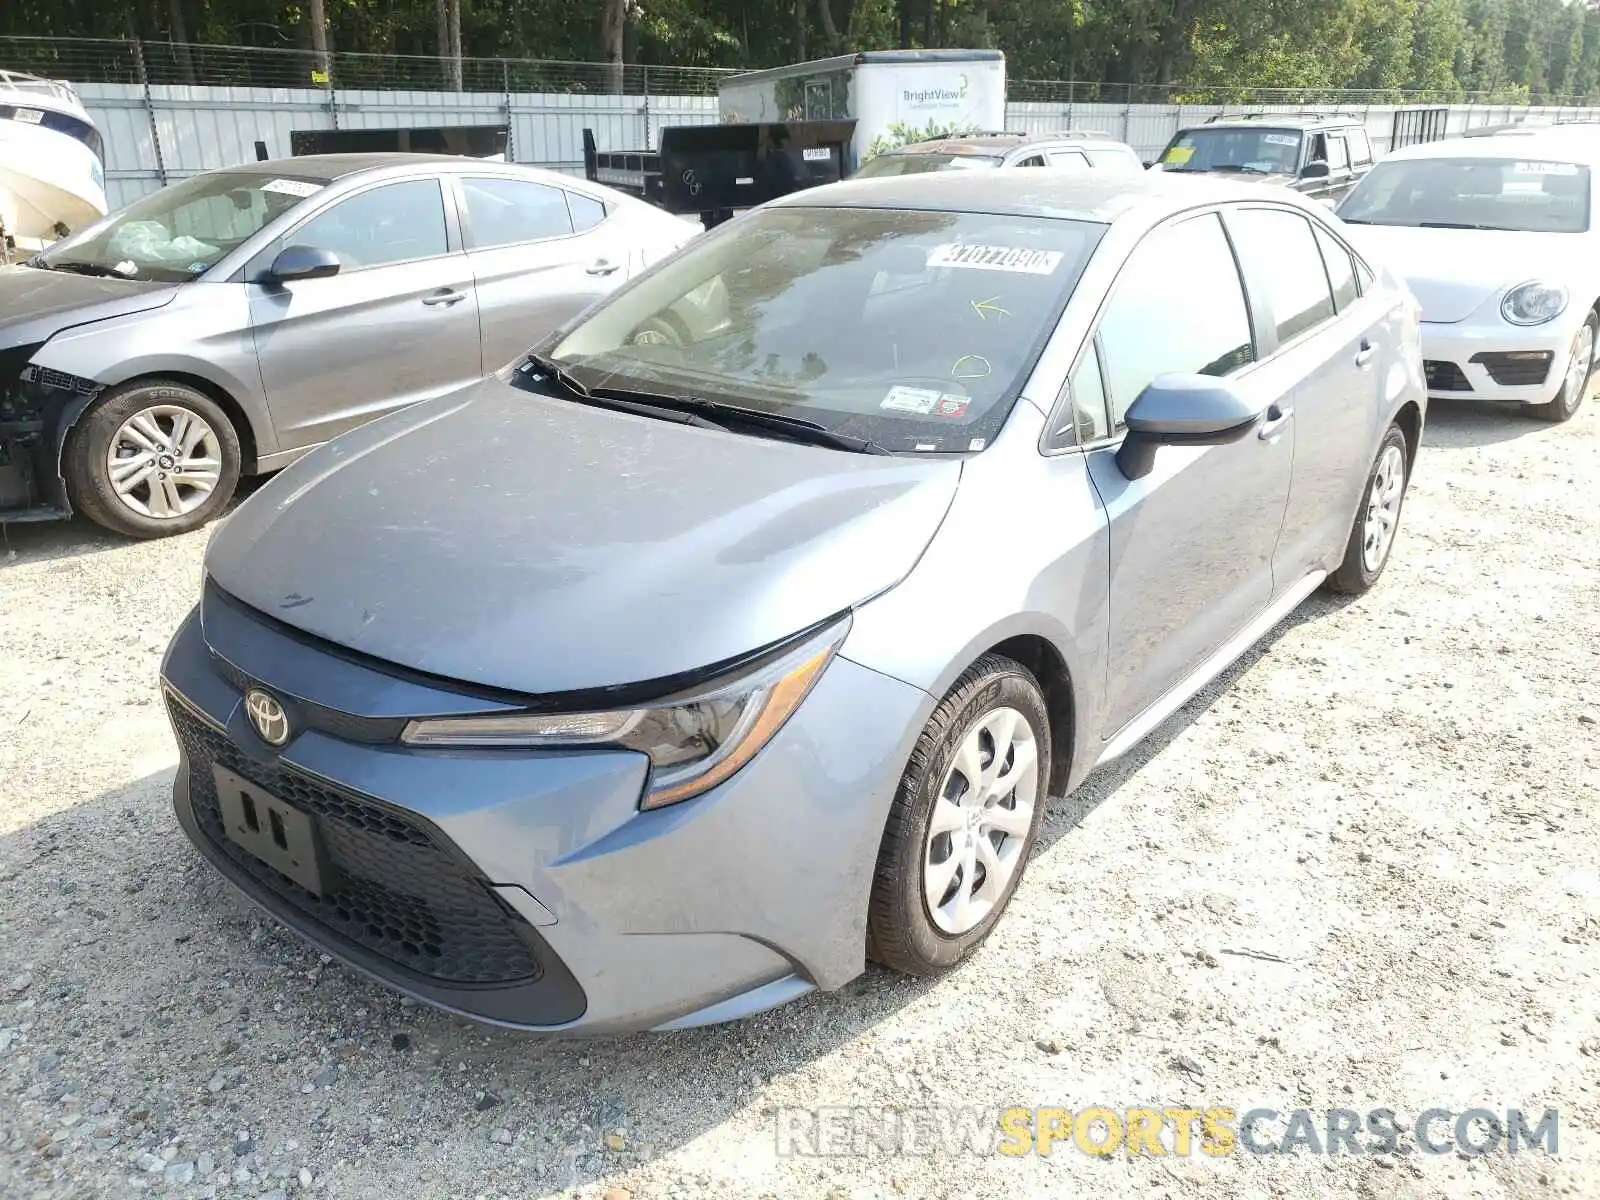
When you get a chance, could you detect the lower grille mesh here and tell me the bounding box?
[168,696,541,986]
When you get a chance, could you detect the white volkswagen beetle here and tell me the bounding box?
[1336,131,1600,422]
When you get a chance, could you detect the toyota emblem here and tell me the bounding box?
[245,688,291,747]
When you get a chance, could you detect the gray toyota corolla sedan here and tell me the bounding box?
[161,170,1426,1034]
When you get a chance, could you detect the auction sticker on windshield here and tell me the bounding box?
[927,245,1064,275]
[1514,161,1579,175]
[1163,145,1195,165]
[881,386,944,414]
[262,178,324,198]
[1263,134,1299,146]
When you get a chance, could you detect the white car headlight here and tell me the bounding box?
[1501,280,1568,326]
[400,616,850,809]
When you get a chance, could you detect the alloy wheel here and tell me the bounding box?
[106,405,223,520]
[1564,321,1595,413]
[1361,443,1406,575]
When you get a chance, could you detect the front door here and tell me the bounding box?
[455,176,632,371]
[249,177,482,448]
[1081,211,1295,736]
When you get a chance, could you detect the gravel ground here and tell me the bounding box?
[1,398,1597,1200]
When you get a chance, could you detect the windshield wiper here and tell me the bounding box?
[648,396,893,455]
[41,260,136,279]
[520,353,728,432]
[521,354,892,455]
[1420,221,1484,229]
[1211,163,1271,174]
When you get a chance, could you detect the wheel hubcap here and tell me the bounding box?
[923,706,1040,936]
[107,405,222,520]
[1565,323,1594,411]
[1361,443,1406,575]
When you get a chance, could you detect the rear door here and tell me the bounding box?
[455,175,631,370]
[1224,205,1380,581]
[248,176,482,448]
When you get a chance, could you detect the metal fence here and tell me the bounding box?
[14,36,1600,210]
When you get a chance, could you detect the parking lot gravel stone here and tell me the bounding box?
[1,400,1597,1198]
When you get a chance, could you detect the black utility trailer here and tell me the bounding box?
[583,119,857,230]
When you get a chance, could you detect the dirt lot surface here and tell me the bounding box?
[1,400,1597,1200]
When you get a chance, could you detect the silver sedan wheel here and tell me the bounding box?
[1361,443,1406,575]
[106,405,223,520]
[923,706,1039,936]
[1563,321,1595,411]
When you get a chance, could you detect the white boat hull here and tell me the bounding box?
[0,118,108,242]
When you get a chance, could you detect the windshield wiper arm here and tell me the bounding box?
[43,260,135,278]
[519,353,728,431]
[657,397,893,455]
[1211,163,1270,174]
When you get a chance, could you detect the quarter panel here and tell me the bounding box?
[840,402,1113,794]
[28,282,278,457]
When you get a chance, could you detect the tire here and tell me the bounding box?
[867,654,1052,976]
[1326,422,1410,595]
[63,380,242,540]
[1529,310,1596,423]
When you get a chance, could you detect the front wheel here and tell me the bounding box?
[63,380,242,539]
[1326,423,1410,595]
[867,655,1052,976]
[1529,310,1596,423]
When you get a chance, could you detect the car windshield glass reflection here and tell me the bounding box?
[1339,156,1591,233]
[1160,128,1303,174]
[36,171,325,282]
[853,153,1004,177]
[541,206,1102,453]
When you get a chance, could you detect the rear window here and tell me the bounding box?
[1339,156,1591,233]
[854,152,1002,178]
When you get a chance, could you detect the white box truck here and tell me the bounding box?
[716,50,1007,170]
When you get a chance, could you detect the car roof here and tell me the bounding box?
[1381,132,1600,165]
[882,131,1126,156]
[1186,113,1364,131]
[773,166,1314,223]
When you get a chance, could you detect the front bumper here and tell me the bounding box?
[1420,318,1577,404]
[160,586,933,1035]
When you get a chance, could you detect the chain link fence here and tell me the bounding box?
[1,36,734,96]
[10,35,1598,106]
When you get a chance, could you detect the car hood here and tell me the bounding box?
[205,376,963,696]
[1342,224,1577,324]
[0,264,177,347]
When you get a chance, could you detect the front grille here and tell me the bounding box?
[1470,351,1554,387]
[168,696,541,986]
[1424,360,1472,392]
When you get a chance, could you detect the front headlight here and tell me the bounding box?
[1501,280,1569,326]
[401,615,851,809]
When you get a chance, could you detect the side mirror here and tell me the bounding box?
[1115,374,1260,480]
[267,245,340,283]
[1300,160,1331,180]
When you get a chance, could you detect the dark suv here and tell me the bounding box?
[1152,112,1375,204]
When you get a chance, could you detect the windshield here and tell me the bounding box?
[854,153,1003,178]
[37,170,327,282]
[1159,127,1302,174]
[1338,156,1591,233]
[541,206,1102,453]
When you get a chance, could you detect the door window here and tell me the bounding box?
[462,177,575,248]
[287,179,449,269]
[1326,134,1350,171]
[1228,208,1337,345]
[1347,127,1373,166]
[1097,212,1256,432]
[1069,342,1111,443]
[1087,147,1144,174]
[1046,150,1092,170]
[1016,155,1048,167]
[1313,224,1359,312]
[568,191,607,232]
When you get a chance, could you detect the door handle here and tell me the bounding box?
[586,260,621,276]
[422,289,467,307]
[1355,338,1376,368]
[1257,404,1295,441]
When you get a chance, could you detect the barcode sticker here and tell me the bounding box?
[1515,161,1579,175]
[927,244,1064,275]
[14,108,44,125]
[262,178,323,198]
